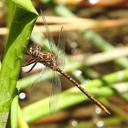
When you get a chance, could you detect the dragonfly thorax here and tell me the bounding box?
[39,52,58,69]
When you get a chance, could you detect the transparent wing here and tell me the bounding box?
[24,66,51,92]
[49,71,61,112]
[56,26,66,68]
[40,10,65,65]
[40,10,55,53]
[35,67,61,112]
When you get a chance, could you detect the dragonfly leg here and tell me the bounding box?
[27,62,38,73]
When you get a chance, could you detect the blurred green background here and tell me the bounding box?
[0,0,128,128]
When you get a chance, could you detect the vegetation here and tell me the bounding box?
[0,0,128,127]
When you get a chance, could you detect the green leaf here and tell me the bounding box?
[0,0,38,127]
[12,0,38,14]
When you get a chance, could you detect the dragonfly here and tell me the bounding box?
[24,12,110,114]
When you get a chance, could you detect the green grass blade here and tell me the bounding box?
[11,95,18,128]
[18,105,29,128]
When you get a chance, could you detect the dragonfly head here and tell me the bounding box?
[27,44,41,56]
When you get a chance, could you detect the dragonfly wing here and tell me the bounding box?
[24,66,49,90]
[49,71,61,112]
[40,11,66,69]
[56,26,66,69]
[40,11,55,52]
